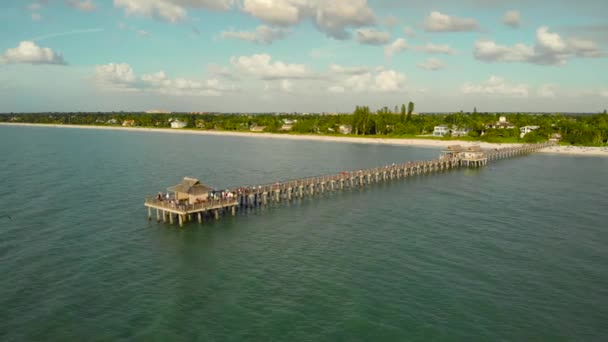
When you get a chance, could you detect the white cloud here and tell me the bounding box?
[474,26,606,65]
[373,70,406,92]
[384,15,398,28]
[503,10,520,28]
[141,71,227,96]
[538,84,557,98]
[242,0,302,26]
[0,41,65,65]
[424,11,480,32]
[356,28,390,45]
[328,85,345,93]
[94,63,137,89]
[113,0,233,22]
[113,0,186,22]
[280,79,292,92]
[385,38,407,58]
[66,0,97,12]
[313,0,376,39]
[340,69,406,93]
[599,89,608,98]
[329,64,370,75]
[221,25,290,44]
[93,63,231,96]
[31,13,42,21]
[403,26,416,38]
[415,43,457,55]
[242,0,375,39]
[417,58,444,70]
[474,40,534,62]
[27,3,42,11]
[136,29,151,37]
[230,54,310,80]
[461,76,529,97]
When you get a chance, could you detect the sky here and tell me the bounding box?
[0,0,607,113]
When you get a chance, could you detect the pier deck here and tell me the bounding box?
[145,142,553,227]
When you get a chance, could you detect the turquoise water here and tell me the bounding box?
[1,126,607,341]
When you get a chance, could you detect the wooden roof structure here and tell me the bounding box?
[445,145,464,152]
[167,177,214,196]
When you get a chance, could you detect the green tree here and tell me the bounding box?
[400,104,406,123]
[406,101,414,122]
[473,107,477,114]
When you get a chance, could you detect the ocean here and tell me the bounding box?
[1,125,607,341]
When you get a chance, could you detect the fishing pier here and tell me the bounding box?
[144,142,553,227]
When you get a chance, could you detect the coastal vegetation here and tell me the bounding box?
[2,106,607,146]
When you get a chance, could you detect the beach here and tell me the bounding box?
[2,122,607,156]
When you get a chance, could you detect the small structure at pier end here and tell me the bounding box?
[442,145,488,167]
[145,177,238,227]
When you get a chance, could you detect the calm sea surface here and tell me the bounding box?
[1,125,607,341]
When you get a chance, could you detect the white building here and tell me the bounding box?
[451,127,471,137]
[487,116,516,129]
[520,125,540,138]
[433,125,450,137]
[169,119,187,128]
[339,124,352,134]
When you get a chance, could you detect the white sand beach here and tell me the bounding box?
[3,122,607,157]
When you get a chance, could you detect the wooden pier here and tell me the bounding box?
[145,142,554,227]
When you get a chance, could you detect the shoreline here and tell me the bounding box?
[2,122,608,157]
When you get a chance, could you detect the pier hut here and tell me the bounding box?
[441,145,488,167]
[168,177,214,204]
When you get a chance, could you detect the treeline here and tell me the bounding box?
[1,107,607,146]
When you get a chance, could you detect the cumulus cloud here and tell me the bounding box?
[66,0,97,12]
[27,3,42,11]
[230,54,311,80]
[0,41,65,65]
[403,26,416,38]
[141,70,228,96]
[538,84,557,98]
[93,63,232,96]
[461,76,529,97]
[221,25,290,44]
[328,85,345,93]
[279,79,292,92]
[503,10,520,28]
[424,11,480,32]
[329,64,370,75]
[385,38,407,58]
[94,63,137,89]
[113,0,186,22]
[340,69,406,93]
[417,58,444,70]
[415,43,457,55]
[384,15,398,28]
[136,29,151,37]
[242,0,376,39]
[356,28,390,45]
[113,0,233,22]
[474,26,606,65]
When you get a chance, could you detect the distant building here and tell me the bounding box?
[122,120,135,127]
[146,109,171,114]
[250,125,266,132]
[451,127,471,137]
[487,116,516,129]
[339,124,352,135]
[433,125,450,137]
[520,126,540,138]
[549,133,562,142]
[280,124,293,131]
[169,118,187,128]
[106,118,118,125]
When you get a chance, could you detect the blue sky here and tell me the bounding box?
[0,0,607,113]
